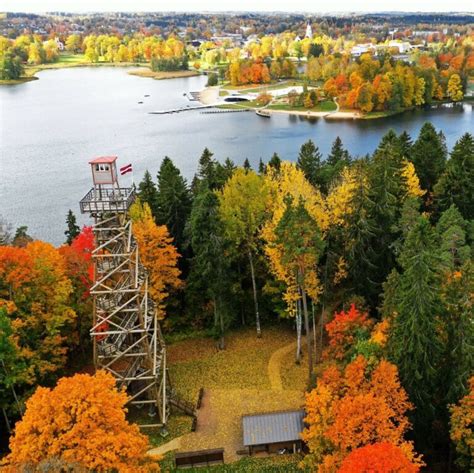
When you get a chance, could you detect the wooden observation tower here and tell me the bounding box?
[79,156,169,427]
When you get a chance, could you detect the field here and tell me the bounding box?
[149,327,308,467]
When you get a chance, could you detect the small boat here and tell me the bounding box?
[138,101,144,104]
[256,109,271,118]
[144,94,150,97]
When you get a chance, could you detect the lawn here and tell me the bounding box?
[267,100,336,113]
[153,326,308,465]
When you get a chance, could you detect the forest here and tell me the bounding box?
[0,122,472,471]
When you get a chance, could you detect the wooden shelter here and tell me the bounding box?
[242,410,305,455]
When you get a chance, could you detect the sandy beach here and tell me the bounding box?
[198,86,220,105]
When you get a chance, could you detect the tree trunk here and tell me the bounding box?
[301,281,313,382]
[213,297,225,350]
[248,249,261,337]
[311,300,317,359]
[295,299,302,364]
[237,261,246,326]
[219,298,225,350]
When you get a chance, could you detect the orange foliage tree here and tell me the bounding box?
[2,371,160,472]
[302,356,421,471]
[449,376,474,471]
[130,200,181,318]
[338,442,421,473]
[324,304,374,362]
[59,226,95,350]
[0,241,76,386]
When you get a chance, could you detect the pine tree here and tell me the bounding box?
[268,152,281,172]
[365,137,404,306]
[243,158,251,171]
[323,136,351,191]
[411,123,447,191]
[326,136,351,168]
[137,170,158,217]
[296,140,323,189]
[344,163,378,304]
[434,133,474,220]
[187,188,231,348]
[388,216,443,437]
[436,204,471,270]
[64,210,80,245]
[398,131,413,160]
[156,157,192,252]
[258,158,266,175]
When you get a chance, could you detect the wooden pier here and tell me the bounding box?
[149,104,215,115]
[200,108,251,114]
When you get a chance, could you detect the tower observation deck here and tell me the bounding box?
[80,156,169,427]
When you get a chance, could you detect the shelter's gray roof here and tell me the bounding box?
[242,410,305,446]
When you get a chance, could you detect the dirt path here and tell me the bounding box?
[267,340,298,391]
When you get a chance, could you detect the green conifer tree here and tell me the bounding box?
[434,133,474,220]
[296,140,323,189]
[137,170,158,218]
[411,123,447,191]
[156,157,191,252]
[64,210,80,245]
[388,216,443,437]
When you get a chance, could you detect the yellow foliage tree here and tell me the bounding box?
[262,162,328,316]
[130,200,181,318]
[2,371,160,472]
[326,167,358,227]
[447,73,464,102]
[401,160,425,198]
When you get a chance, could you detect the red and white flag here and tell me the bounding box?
[120,163,132,175]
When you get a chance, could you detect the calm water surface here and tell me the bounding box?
[1,67,473,244]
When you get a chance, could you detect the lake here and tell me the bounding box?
[0,66,473,245]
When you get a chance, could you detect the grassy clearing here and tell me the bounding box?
[168,326,303,403]
[161,327,306,462]
[267,100,336,113]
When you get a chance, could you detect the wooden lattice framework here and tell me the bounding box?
[80,158,168,427]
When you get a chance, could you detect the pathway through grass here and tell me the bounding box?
[149,327,307,463]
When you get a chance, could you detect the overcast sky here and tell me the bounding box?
[3,0,473,14]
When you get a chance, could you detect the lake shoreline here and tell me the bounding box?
[0,60,200,85]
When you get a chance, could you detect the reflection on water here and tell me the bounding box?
[0,67,472,244]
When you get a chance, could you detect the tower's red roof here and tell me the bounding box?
[89,156,118,164]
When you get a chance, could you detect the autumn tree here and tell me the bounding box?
[324,304,374,363]
[59,226,95,356]
[218,169,270,337]
[0,241,76,388]
[338,442,421,473]
[449,376,474,471]
[447,73,463,101]
[2,371,160,472]
[302,356,420,471]
[274,196,325,379]
[130,200,181,318]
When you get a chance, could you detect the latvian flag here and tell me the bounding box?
[120,163,133,175]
